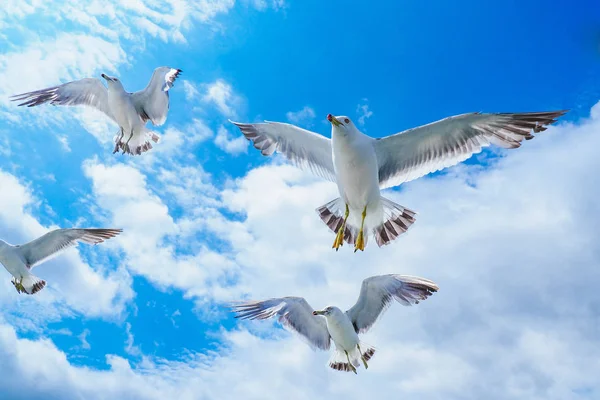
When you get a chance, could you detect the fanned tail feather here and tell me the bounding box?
[114,130,160,156]
[317,197,416,248]
[373,197,416,247]
[328,343,376,373]
[21,275,46,295]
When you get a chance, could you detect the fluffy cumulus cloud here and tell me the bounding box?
[214,125,248,155]
[0,99,598,399]
[0,0,284,46]
[286,105,316,126]
[356,100,373,126]
[202,79,244,119]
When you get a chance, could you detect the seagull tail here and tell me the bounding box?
[328,343,376,373]
[372,197,417,247]
[21,275,46,295]
[114,129,160,156]
[316,198,358,245]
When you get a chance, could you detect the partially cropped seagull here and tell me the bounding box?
[10,67,182,156]
[231,274,438,374]
[231,109,567,251]
[0,228,122,295]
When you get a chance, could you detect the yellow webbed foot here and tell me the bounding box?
[332,203,349,252]
[354,230,365,252]
[332,226,345,251]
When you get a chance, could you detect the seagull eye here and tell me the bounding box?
[344,118,350,124]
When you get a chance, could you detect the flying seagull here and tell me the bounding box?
[10,67,182,156]
[231,274,438,374]
[231,109,568,251]
[0,228,122,295]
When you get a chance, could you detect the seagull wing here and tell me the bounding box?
[18,228,122,269]
[230,121,336,182]
[374,110,568,189]
[231,296,331,350]
[131,67,182,126]
[10,78,114,121]
[345,275,439,334]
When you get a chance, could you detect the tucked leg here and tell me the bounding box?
[332,204,350,251]
[344,350,357,374]
[12,277,23,294]
[354,205,367,252]
[357,344,369,370]
[122,129,134,154]
[113,128,124,154]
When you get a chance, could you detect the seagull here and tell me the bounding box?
[231,109,568,251]
[231,274,438,374]
[0,228,122,295]
[10,67,182,156]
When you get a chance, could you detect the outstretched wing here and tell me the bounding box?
[230,121,336,182]
[131,67,182,126]
[10,78,114,120]
[374,110,568,189]
[231,296,331,350]
[346,275,439,334]
[18,228,123,269]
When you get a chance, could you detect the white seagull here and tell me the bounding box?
[231,274,438,374]
[10,67,182,156]
[0,228,122,295]
[231,109,567,251]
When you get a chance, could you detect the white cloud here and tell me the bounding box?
[0,0,253,46]
[202,79,243,119]
[246,0,287,11]
[286,106,316,126]
[57,135,71,152]
[356,100,373,126]
[214,125,248,155]
[78,328,91,350]
[82,159,236,304]
[182,80,200,101]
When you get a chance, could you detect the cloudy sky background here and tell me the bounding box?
[0,0,599,399]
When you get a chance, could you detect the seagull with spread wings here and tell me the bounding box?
[0,228,122,295]
[231,109,568,252]
[10,67,181,156]
[231,274,438,374]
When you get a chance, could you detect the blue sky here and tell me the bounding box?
[0,1,599,399]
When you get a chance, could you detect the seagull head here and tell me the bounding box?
[327,114,357,136]
[313,306,335,316]
[101,74,123,89]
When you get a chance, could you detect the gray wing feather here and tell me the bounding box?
[231,297,331,350]
[345,275,439,334]
[19,228,122,269]
[230,121,336,182]
[131,67,181,126]
[374,110,568,189]
[10,78,113,120]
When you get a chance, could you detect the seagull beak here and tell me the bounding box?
[327,114,341,127]
[313,310,325,316]
[101,73,109,81]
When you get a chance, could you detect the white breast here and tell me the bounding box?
[108,91,140,131]
[332,132,380,210]
[326,312,360,351]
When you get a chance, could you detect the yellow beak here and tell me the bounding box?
[327,114,341,127]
